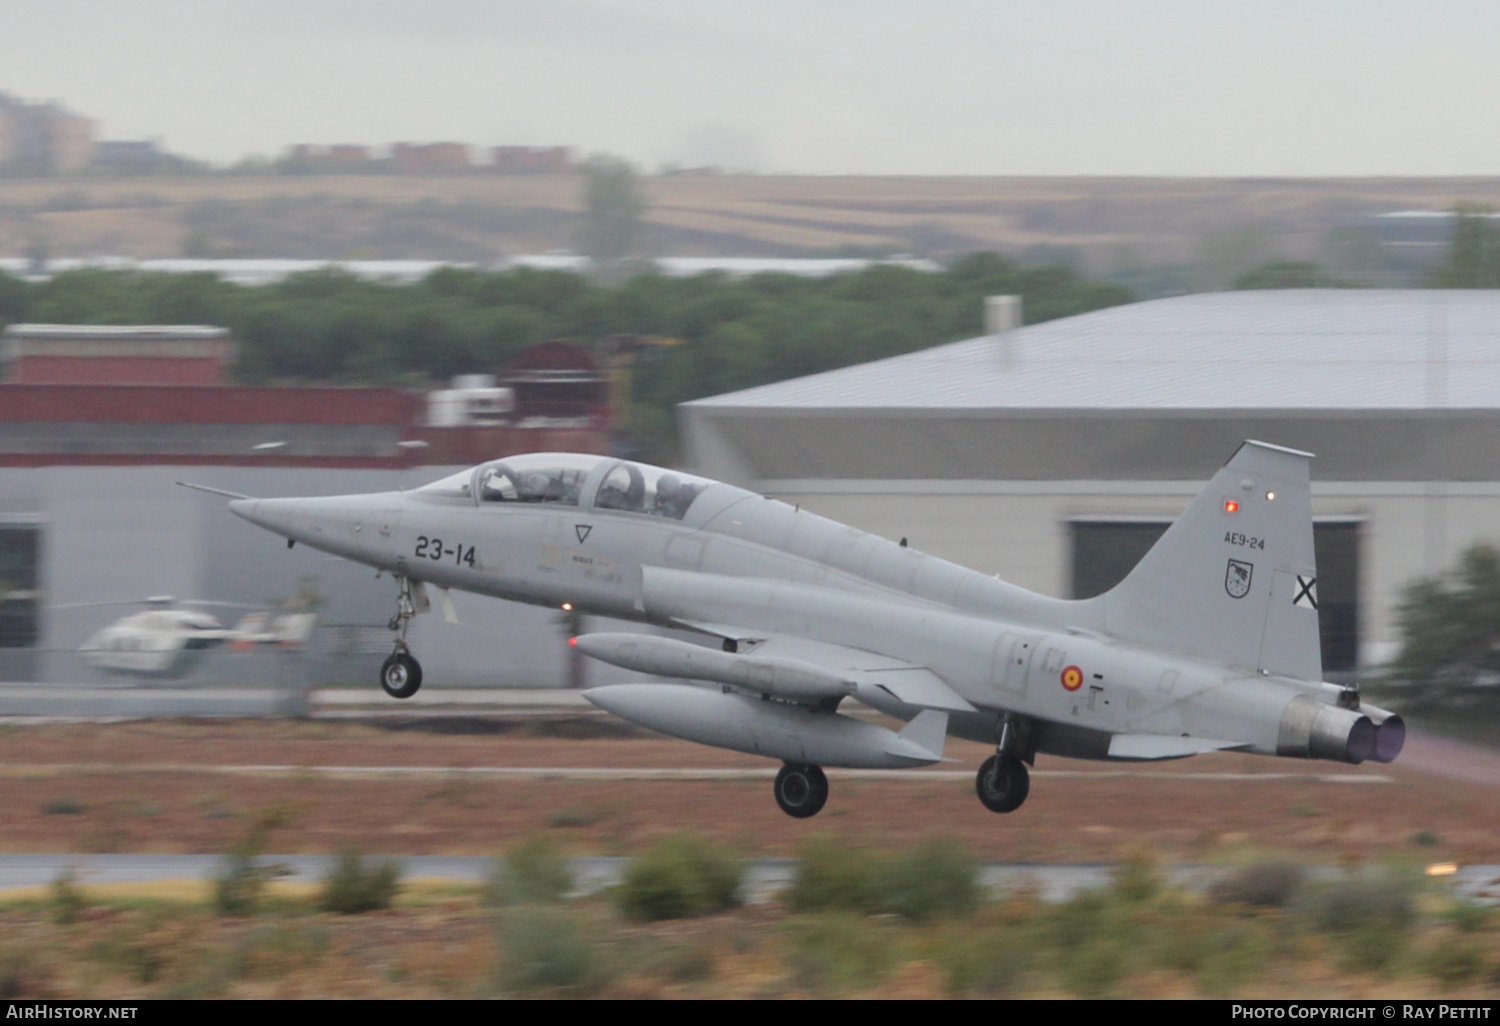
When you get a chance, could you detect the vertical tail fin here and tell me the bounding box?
[1094,440,1322,681]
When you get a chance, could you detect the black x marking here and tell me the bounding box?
[1294,575,1318,609]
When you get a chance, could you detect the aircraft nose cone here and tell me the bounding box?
[228,497,301,538]
[227,498,258,523]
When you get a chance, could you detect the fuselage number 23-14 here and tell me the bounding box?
[415,535,476,567]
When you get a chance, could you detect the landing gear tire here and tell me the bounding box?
[380,652,423,699]
[976,755,1029,813]
[774,763,829,819]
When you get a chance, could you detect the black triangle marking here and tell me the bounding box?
[575,524,592,543]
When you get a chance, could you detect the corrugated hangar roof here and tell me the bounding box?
[685,290,1500,411]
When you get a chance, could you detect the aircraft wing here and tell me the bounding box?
[669,619,976,714]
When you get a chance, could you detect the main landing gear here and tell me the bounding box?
[774,762,829,818]
[381,575,423,699]
[976,714,1030,813]
[976,755,1029,813]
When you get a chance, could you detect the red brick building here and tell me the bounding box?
[2,325,235,386]
[0,324,608,468]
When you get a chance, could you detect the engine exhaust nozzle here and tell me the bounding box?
[1363,708,1405,764]
[1277,695,1375,765]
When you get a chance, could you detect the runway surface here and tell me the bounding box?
[0,762,1394,783]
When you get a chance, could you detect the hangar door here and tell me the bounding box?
[1069,519,1361,673]
[0,522,41,680]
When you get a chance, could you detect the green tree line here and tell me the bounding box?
[0,254,1131,458]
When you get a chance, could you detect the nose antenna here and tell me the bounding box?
[175,482,255,500]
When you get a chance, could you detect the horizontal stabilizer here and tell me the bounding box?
[1107,734,1251,761]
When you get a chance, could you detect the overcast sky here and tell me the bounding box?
[4,0,1499,176]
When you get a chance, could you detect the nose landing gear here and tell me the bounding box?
[381,650,422,699]
[381,575,424,699]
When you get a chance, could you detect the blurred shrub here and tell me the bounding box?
[50,869,87,926]
[212,805,296,916]
[931,917,1035,996]
[0,946,50,999]
[1209,862,1306,909]
[496,906,612,995]
[616,834,742,921]
[783,913,897,996]
[1446,899,1493,933]
[88,914,174,985]
[1298,870,1418,972]
[1049,888,1113,954]
[237,922,330,980]
[1059,931,1129,998]
[784,836,877,915]
[785,836,980,922]
[41,798,84,815]
[630,940,718,985]
[1301,871,1416,934]
[1419,932,1491,985]
[877,838,981,922]
[1110,850,1163,904]
[318,850,402,914]
[213,850,277,917]
[1184,919,1274,997]
[487,837,574,906]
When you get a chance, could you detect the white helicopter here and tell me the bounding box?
[66,596,317,679]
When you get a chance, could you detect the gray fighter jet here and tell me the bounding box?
[199,440,1403,817]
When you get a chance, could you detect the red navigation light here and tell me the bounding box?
[1223,500,1240,513]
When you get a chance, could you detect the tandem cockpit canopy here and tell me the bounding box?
[593,461,709,520]
[415,453,713,520]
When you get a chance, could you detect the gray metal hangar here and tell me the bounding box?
[681,289,1500,675]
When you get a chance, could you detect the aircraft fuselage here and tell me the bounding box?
[227,450,1399,780]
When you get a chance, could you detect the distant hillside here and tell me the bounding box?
[1,174,1498,279]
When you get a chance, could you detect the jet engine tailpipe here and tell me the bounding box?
[1363,706,1405,764]
[1276,695,1375,764]
[582,683,945,769]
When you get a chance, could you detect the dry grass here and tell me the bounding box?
[0,864,1495,999]
[0,718,1495,864]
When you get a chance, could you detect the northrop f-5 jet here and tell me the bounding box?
[198,441,1403,818]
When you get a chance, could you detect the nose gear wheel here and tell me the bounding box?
[381,575,424,699]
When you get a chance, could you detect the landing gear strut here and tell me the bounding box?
[976,714,1030,813]
[774,762,829,818]
[381,575,423,699]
